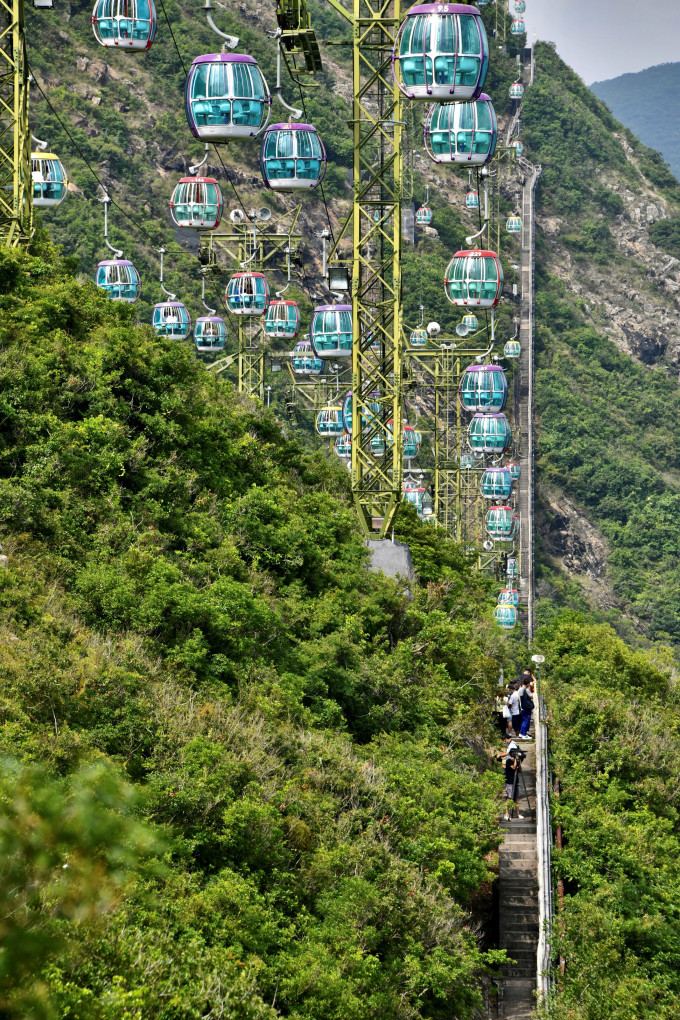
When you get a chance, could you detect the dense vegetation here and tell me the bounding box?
[532,274,680,642]
[591,62,680,181]
[0,243,516,1017]
[13,8,680,1018]
[537,614,680,1020]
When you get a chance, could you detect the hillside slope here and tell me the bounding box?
[591,63,680,181]
[0,242,515,1017]
[27,0,522,334]
[521,43,680,645]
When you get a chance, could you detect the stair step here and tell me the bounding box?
[504,936,538,949]
[499,850,538,861]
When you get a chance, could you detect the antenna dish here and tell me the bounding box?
[230,208,245,224]
[258,207,272,222]
[483,540,494,551]
[455,323,469,337]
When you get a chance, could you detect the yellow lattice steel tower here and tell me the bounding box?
[0,0,32,246]
[326,0,404,538]
[206,207,302,400]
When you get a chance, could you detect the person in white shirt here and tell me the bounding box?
[507,683,522,737]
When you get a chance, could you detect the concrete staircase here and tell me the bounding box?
[497,745,538,1019]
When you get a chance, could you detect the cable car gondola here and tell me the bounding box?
[170,176,223,230]
[510,139,523,156]
[481,467,513,499]
[509,80,525,100]
[31,152,68,207]
[507,461,521,481]
[260,123,326,190]
[462,313,478,331]
[403,424,421,460]
[310,304,352,358]
[152,301,192,340]
[186,53,270,141]
[506,214,522,234]
[264,299,300,338]
[342,391,381,434]
[504,339,521,359]
[410,328,428,347]
[466,188,479,209]
[514,0,526,11]
[291,339,324,375]
[335,434,352,459]
[95,259,141,303]
[468,412,511,454]
[507,557,518,578]
[486,505,518,542]
[494,605,518,629]
[403,484,434,518]
[194,316,227,352]
[393,4,489,101]
[459,364,508,412]
[225,272,270,315]
[416,204,433,225]
[92,0,157,49]
[445,249,504,308]
[370,423,421,460]
[498,587,520,608]
[316,407,345,437]
[510,18,525,35]
[425,95,497,165]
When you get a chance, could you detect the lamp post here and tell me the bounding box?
[531,653,544,686]
[266,385,272,407]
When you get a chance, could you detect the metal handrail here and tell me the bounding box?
[536,681,553,1003]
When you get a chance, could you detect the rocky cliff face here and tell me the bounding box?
[538,137,680,367]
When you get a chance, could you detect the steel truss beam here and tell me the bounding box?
[206,207,301,401]
[284,362,350,413]
[0,0,32,246]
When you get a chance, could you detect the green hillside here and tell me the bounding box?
[523,43,680,644]
[591,62,680,181]
[0,240,517,1016]
[6,5,680,1018]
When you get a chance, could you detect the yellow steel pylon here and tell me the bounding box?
[0,0,32,246]
[206,207,302,401]
[325,0,404,538]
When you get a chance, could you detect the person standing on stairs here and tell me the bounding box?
[519,674,534,740]
[498,741,524,821]
[496,690,511,739]
[507,682,522,738]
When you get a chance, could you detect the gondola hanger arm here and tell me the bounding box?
[158,248,177,301]
[98,189,123,259]
[204,0,239,49]
[189,144,210,176]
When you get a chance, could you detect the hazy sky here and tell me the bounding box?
[524,0,680,84]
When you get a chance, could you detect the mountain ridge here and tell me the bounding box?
[591,61,680,180]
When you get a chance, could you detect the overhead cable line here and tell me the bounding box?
[286,55,335,245]
[28,63,196,261]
